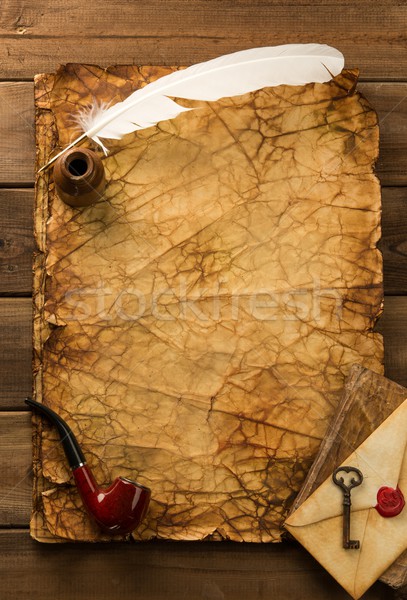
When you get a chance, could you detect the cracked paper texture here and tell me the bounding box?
[32,65,383,542]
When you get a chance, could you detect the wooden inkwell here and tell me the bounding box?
[53,147,106,207]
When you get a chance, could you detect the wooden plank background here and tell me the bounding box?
[0,2,407,599]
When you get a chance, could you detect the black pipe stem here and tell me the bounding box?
[25,398,86,470]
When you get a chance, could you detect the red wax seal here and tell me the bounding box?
[375,486,405,518]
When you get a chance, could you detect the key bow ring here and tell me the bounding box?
[333,466,363,493]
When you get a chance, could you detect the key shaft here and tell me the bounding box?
[333,466,363,550]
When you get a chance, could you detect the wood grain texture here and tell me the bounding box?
[376,296,407,388]
[360,83,407,186]
[0,1,406,80]
[0,413,32,526]
[0,298,32,408]
[0,82,34,185]
[0,529,395,599]
[380,187,407,295]
[1,82,406,186]
[0,189,34,294]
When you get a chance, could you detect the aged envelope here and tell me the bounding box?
[285,399,407,599]
[32,65,383,542]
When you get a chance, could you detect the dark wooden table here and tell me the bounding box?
[1,2,406,598]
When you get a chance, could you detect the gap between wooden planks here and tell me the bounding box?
[0,82,406,186]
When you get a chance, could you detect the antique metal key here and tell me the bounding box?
[333,466,364,549]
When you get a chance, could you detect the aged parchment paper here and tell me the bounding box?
[32,65,383,542]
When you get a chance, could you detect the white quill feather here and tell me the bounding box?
[39,44,344,171]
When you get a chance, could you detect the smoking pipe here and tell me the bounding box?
[25,398,151,535]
